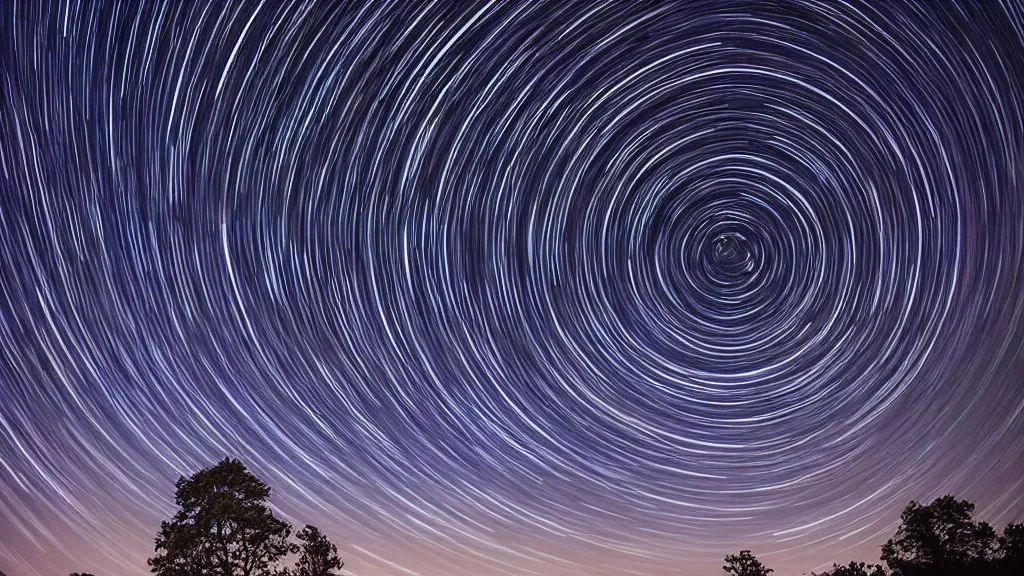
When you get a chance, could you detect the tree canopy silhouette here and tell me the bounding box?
[997,522,1024,575]
[148,458,297,576]
[880,495,998,576]
[808,561,886,576]
[294,525,344,576]
[718,495,1021,576]
[723,550,773,576]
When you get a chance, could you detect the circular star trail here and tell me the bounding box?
[2,2,1024,575]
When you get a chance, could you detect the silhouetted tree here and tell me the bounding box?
[880,495,997,576]
[724,550,773,576]
[809,561,886,576]
[148,458,296,576]
[997,522,1024,576]
[293,525,344,576]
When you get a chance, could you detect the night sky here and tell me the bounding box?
[2,1,1024,575]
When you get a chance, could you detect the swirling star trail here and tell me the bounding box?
[2,1,1024,575]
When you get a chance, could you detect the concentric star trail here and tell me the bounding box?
[2,2,1024,575]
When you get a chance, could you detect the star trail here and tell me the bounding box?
[2,1,1024,575]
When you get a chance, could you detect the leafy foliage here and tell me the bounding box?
[723,550,773,576]
[998,522,1024,575]
[294,525,344,576]
[880,495,997,576]
[148,458,295,576]
[809,561,887,576]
